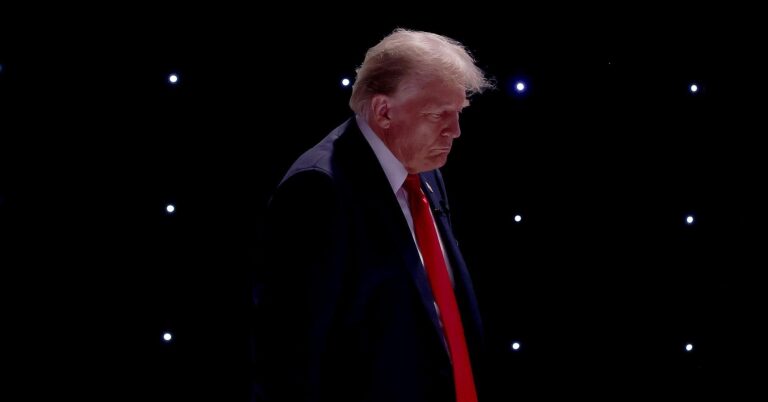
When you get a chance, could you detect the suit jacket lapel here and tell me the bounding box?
[420,172,484,346]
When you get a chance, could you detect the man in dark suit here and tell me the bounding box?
[258,28,493,402]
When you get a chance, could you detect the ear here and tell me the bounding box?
[370,94,391,130]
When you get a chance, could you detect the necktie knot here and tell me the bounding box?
[404,174,422,194]
[404,174,428,215]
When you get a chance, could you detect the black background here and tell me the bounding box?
[2,9,766,401]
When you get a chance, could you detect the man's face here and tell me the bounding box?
[384,79,468,173]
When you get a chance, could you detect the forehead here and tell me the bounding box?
[397,79,467,109]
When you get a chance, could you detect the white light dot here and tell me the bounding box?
[685,343,693,352]
[341,78,350,87]
[686,215,694,224]
[511,342,521,351]
[166,204,175,214]
[514,214,522,223]
[689,84,698,93]
[515,82,526,92]
[163,332,173,342]
[169,74,179,84]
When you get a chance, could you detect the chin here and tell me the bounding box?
[415,156,448,172]
[428,161,448,171]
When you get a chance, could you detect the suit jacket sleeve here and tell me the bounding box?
[258,169,345,402]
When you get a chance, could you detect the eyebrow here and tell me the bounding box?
[434,99,470,111]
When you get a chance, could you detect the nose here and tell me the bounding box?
[444,114,461,138]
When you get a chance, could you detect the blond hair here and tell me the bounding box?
[349,28,493,118]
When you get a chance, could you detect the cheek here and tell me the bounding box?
[404,123,440,157]
[414,132,433,152]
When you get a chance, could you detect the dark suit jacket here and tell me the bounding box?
[258,117,484,402]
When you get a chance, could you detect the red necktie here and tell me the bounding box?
[404,174,477,402]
